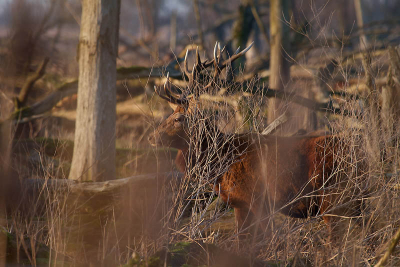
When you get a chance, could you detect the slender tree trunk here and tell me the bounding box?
[193,0,204,48]
[232,2,254,69]
[69,0,120,181]
[354,0,367,49]
[338,0,351,37]
[170,11,177,52]
[267,0,291,124]
[0,121,11,267]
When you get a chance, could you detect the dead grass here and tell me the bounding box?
[2,1,400,265]
[3,48,400,266]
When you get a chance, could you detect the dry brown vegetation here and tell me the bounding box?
[1,0,400,266]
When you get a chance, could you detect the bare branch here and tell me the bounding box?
[248,0,270,46]
[16,57,50,109]
[261,112,288,135]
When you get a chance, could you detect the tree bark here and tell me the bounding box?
[267,0,291,124]
[193,0,204,48]
[68,0,120,181]
[0,120,11,267]
[231,2,254,73]
[354,0,367,49]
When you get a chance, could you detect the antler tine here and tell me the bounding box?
[154,73,187,105]
[154,85,173,103]
[191,63,196,75]
[235,46,241,55]
[213,42,218,63]
[195,46,201,66]
[220,42,254,68]
[164,72,177,100]
[205,42,254,89]
[206,42,223,85]
[218,42,221,60]
[154,85,166,100]
[203,59,214,68]
[183,49,191,76]
[186,46,204,88]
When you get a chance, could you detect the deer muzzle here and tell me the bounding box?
[147,131,160,146]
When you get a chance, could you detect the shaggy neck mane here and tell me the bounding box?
[175,121,255,179]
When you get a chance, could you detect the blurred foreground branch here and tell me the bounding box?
[375,226,400,267]
[261,112,288,135]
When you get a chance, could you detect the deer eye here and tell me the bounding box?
[174,115,184,124]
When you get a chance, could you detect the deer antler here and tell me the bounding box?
[154,73,188,105]
[205,41,254,90]
[183,46,213,89]
[183,42,253,92]
[156,42,253,104]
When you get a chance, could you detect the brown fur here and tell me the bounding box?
[148,103,363,241]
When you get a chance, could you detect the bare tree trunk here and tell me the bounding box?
[69,0,120,182]
[354,0,367,49]
[193,0,204,48]
[338,0,352,37]
[170,11,177,52]
[267,0,291,124]
[0,120,11,267]
[231,2,254,71]
[248,0,270,47]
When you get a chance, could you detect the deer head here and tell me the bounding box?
[148,42,254,150]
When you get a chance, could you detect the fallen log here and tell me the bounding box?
[6,171,184,220]
[11,171,183,208]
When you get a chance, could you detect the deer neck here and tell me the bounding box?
[177,129,250,178]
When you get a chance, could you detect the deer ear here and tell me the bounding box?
[168,102,178,111]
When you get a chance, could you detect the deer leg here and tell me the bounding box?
[234,207,254,241]
[320,187,362,244]
[235,203,269,246]
[320,192,338,244]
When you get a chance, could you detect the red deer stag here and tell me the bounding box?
[148,43,363,241]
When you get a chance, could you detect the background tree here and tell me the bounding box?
[267,0,291,124]
[68,0,121,182]
[0,122,11,267]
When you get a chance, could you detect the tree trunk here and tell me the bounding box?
[354,0,367,49]
[267,0,291,124]
[0,120,12,267]
[69,0,120,181]
[231,2,254,73]
[193,0,204,48]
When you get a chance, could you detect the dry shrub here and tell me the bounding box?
[2,5,400,264]
[143,47,400,266]
[4,50,400,266]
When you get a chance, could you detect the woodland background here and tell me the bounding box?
[1,0,400,266]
